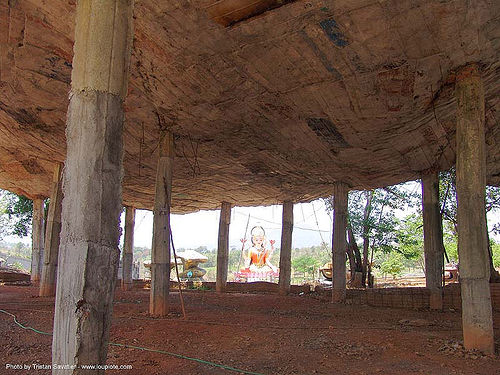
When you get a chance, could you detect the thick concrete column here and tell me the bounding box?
[150,131,174,316]
[122,206,135,291]
[421,173,444,310]
[216,202,231,293]
[278,201,293,295]
[39,164,63,297]
[455,64,494,354]
[52,0,134,372]
[332,182,348,303]
[30,198,45,284]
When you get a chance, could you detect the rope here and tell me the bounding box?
[0,309,266,375]
[233,211,330,233]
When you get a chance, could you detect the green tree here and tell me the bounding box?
[0,190,33,238]
[439,168,500,280]
[395,214,424,271]
[324,182,419,287]
[292,254,320,282]
[380,252,404,279]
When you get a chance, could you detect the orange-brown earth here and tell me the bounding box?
[1,285,499,375]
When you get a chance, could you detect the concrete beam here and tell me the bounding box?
[30,198,44,284]
[52,0,134,372]
[149,131,174,316]
[122,206,135,291]
[216,201,231,293]
[421,173,444,310]
[455,64,494,354]
[278,201,293,295]
[39,164,62,297]
[332,182,348,303]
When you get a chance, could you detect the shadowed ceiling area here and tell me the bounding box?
[0,0,499,212]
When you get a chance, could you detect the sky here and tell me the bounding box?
[3,181,500,249]
[125,199,334,251]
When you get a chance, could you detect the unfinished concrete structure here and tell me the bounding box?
[150,131,174,316]
[52,0,134,370]
[216,201,231,292]
[122,206,136,291]
[421,173,444,310]
[30,198,44,284]
[39,163,62,297]
[278,201,293,295]
[332,182,348,303]
[0,0,498,368]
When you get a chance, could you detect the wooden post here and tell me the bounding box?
[122,206,135,291]
[216,202,231,293]
[39,164,62,297]
[332,182,348,303]
[30,198,45,284]
[278,201,293,295]
[455,64,494,354]
[52,0,134,371]
[421,173,444,310]
[150,131,174,316]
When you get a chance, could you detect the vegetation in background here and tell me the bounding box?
[380,252,405,279]
[0,190,33,239]
[1,178,500,284]
[324,182,420,286]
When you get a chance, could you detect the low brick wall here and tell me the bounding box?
[131,280,500,310]
[342,283,499,311]
[346,287,431,309]
[131,279,310,294]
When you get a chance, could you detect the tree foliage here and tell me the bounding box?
[324,182,420,286]
[380,252,405,279]
[439,168,500,235]
[0,190,33,238]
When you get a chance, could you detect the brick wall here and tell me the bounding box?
[344,283,500,311]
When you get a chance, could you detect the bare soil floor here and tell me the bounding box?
[1,285,499,375]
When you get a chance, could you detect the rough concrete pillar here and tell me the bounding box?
[39,164,63,297]
[216,202,231,293]
[332,182,348,303]
[456,64,494,354]
[30,198,45,284]
[278,201,293,295]
[52,0,134,372]
[421,173,444,310]
[149,131,174,316]
[122,206,135,291]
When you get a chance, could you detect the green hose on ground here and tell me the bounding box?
[0,309,265,375]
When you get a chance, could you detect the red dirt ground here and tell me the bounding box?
[1,285,499,375]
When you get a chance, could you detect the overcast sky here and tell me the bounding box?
[124,199,334,251]
[4,181,500,249]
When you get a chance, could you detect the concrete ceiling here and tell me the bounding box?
[0,0,499,212]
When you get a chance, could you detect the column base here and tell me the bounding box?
[332,289,346,303]
[429,289,443,310]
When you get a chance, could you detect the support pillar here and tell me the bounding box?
[332,182,348,303]
[39,164,63,297]
[52,0,134,372]
[456,64,494,354]
[278,201,293,295]
[30,198,44,284]
[422,173,444,310]
[149,131,174,316]
[216,202,231,293]
[122,206,135,291]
